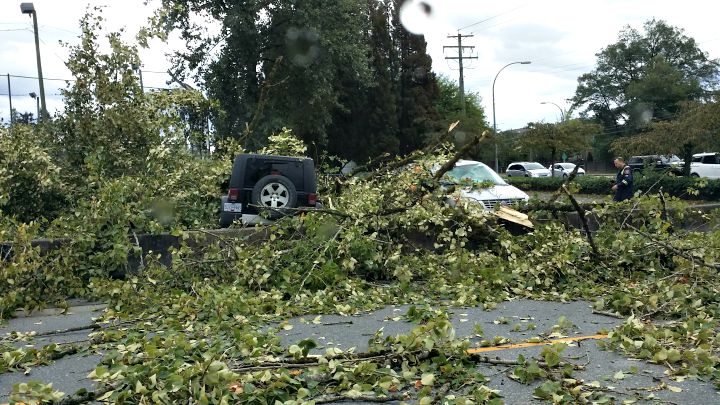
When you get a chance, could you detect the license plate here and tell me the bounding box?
[224,203,242,213]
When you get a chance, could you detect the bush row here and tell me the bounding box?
[507,174,720,200]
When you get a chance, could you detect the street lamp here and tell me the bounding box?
[21,2,47,122]
[540,101,564,122]
[29,92,39,123]
[492,61,531,172]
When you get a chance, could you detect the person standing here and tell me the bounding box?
[612,157,633,201]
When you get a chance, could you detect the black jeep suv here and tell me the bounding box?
[219,154,318,227]
[627,155,681,174]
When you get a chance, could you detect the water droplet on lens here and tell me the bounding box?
[399,0,434,35]
[454,131,467,144]
[286,27,321,67]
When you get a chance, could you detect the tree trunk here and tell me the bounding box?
[682,142,693,176]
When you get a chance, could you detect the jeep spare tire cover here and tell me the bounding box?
[251,175,298,219]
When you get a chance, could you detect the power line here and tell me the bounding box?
[9,74,75,82]
[458,4,528,32]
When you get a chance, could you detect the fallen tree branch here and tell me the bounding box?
[469,354,585,370]
[626,224,720,271]
[432,130,489,182]
[56,386,114,405]
[249,205,352,219]
[591,310,625,319]
[32,323,101,337]
[311,393,406,404]
[561,184,600,258]
[547,164,581,204]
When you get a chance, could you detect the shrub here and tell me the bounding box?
[507,174,720,200]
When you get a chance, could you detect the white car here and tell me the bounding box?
[548,162,585,178]
[506,162,552,178]
[690,152,720,179]
[445,160,529,210]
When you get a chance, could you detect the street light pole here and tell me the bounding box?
[540,101,564,122]
[492,61,531,172]
[21,3,47,121]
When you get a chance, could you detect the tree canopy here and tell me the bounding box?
[572,19,719,133]
[612,99,720,172]
[516,119,601,166]
[153,0,443,161]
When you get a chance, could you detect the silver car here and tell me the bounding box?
[506,162,551,177]
[548,162,585,178]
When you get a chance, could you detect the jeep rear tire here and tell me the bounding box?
[252,175,298,219]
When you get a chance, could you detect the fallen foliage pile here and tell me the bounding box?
[2,131,720,404]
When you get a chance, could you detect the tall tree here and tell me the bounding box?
[327,0,399,162]
[572,19,719,133]
[157,0,373,150]
[516,120,601,168]
[612,99,720,174]
[392,0,440,154]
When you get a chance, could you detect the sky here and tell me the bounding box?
[1,0,719,129]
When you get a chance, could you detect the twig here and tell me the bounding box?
[195,229,241,261]
[434,382,452,402]
[298,229,342,290]
[620,175,666,229]
[591,310,625,319]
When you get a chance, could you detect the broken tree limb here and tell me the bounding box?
[353,121,462,180]
[547,163,581,204]
[591,310,625,319]
[432,130,489,182]
[469,354,585,370]
[250,205,352,219]
[312,393,406,404]
[626,224,720,271]
[561,184,600,258]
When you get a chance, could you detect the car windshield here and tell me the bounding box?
[559,163,575,169]
[524,163,545,170]
[447,163,506,186]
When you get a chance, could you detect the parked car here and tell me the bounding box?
[627,155,681,174]
[506,162,551,177]
[445,160,529,210]
[219,154,318,227]
[548,162,585,178]
[690,152,720,179]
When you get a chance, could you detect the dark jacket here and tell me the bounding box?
[614,165,633,201]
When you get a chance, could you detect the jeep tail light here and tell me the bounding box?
[308,193,317,206]
[228,188,239,202]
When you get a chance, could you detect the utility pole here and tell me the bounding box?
[444,32,477,117]
[6,74,13,124]
[21,3,47,121]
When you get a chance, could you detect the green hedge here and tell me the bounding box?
[506,174,720,200]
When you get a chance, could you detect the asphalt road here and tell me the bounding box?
[3,299,719,404]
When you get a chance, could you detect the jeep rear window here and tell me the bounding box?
[245,159,304,190]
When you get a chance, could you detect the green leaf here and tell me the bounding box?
[421,373,435,386]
